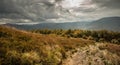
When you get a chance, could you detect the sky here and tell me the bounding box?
[0,0,120,23]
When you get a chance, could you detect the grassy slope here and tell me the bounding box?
[63,43,120,65]
[0,26,120,65]
[0,26,94,65]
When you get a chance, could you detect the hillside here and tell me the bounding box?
[0,25,94,65]
[0,26,120,65]
[31,29,120,44]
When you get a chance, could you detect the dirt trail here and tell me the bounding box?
[62,43,120,65]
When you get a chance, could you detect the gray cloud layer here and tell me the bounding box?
[0,0,120,23]
[92,0,120,9]
[0,0,63,20]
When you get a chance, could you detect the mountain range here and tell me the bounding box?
[87,17,120,31]
[3,17,120,32]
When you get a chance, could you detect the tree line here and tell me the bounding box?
[31,29,120,44]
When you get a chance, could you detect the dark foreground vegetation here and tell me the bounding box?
[0,25,120,65]
[31,29,120,44]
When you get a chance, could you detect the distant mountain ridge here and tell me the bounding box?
[2,17,120,32]
[4,22,89,30]
[87,17,120,31]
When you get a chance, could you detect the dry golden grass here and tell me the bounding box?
[63,43,120,65]
[0,25,120,65]
[98,43,120,56]
[0,25,94,65]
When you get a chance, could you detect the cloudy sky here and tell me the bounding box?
[0,0,120,23]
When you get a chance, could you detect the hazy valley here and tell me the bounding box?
[4,17,120,32]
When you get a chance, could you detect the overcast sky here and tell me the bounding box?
[0,0,120,23]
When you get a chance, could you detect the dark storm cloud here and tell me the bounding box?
[72,7,97,13]
[0,0,120,23]
[92,0,120,9]
[0,0,26,19]
[0,0,42,20]
[0,0,16,13]
[0,0,64,21]
[73,0,120,13]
